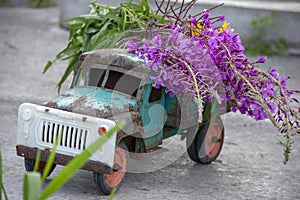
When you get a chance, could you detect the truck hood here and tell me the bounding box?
[44,87,139,118]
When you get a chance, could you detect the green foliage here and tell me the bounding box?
[245,12,287,56]
[44,0,165,92]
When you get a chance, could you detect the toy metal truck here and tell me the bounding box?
[16,49,224,194]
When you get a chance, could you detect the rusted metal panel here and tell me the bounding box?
[16,145,111,173]
[44,87,139,119]
[79,49,151,73]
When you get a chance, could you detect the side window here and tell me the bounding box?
[104,70,123,90]
[88,68,106,87]
[149,86,162,103]
[104,70,141,97]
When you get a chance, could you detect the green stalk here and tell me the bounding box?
[42,131,62,182]
[0,152,8,200]
[168,53,203,121]
[33,150,41,172]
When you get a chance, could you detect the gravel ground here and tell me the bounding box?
[1,7,300,200]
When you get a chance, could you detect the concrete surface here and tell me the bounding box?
[1,6,300,200]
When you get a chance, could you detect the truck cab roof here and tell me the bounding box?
[78,49,151,73]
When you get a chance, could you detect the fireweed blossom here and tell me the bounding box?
[126,11,300,162]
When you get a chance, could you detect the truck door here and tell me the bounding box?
[141,83,166,150]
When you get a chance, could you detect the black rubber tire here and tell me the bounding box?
[93,142,128,195]
[186,126,201,162]
[187,117,224,164]
[24,158,56,177]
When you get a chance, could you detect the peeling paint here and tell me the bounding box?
[44,87,139,119]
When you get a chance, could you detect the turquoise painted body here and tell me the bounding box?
[139,81,165,149]
[45,87,139,118]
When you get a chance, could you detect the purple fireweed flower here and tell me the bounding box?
[281,75,288,88]
[255,56,267,63]
[190,17,197,25]
[219,15,225,22]
[153,35,162,47]
[269,68,278,77]
[126,41,137,53]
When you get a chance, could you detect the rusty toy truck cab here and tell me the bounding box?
[16,49,224,194]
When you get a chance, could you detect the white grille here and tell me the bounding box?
[40,120,89,151]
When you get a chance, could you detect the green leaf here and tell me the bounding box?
[69,22,85,30]
[39,124,123,200]
[0,152,8,200]
[42,131,62,182]
[55,44,81,61]
[33,150,41,172]
[23,172,41,200]
[61,16,85,24]
[108,187,117,200]
[57,54,79,93]
[80,14,102,21]
[89,20,111,50]
[42,60,53,74]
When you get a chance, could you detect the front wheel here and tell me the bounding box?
[24,158,56,177]
[187,117,224,164]
[93,142,128,195]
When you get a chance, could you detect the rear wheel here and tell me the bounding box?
[24,158,56,177]
[187,117,224,164]
[93,142,128,195]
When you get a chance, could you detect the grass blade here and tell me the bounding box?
[57,55,79,93]
[108,187,117,200]
[39,124,122,200]
[33,150,41,172]
[42,60,54,74]
[23,172,41,200]
[42,131,62,182]
[0,152,8,200]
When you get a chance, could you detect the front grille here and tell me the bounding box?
[40,120,88,151]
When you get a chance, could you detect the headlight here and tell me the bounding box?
[22,109,33,121]
[98,126,108,136]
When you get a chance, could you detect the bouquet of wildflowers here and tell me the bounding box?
[125,0,300,163]
[45,0,299,163]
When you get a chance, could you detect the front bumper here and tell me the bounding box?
[16,145,111,174]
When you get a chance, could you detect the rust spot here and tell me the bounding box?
[74,106,106,118]
[70,96,88,109]
[104,105,112,112]
[80,49,151,73]
[128,104,136,112]
[61,94,72,98]
[44,101,59,109]
[112,98,121,101]
[131,113,142,126]
[16,145,111,173]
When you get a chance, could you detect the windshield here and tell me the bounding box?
[74,67,141,97]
